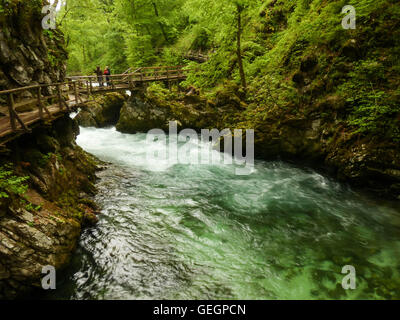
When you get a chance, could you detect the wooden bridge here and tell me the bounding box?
[0,66,186,146]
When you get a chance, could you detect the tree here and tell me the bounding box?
[235,1,247,91]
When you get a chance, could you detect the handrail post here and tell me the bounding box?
[57,84,63,110]
[7,93,29,132]
[73,81,79,104]
[89,78,93,94]
[8,93,17,132]
[37,87,43,119]
[166,67,171,90]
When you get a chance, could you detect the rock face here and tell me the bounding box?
[116,95,171,133]
[0,0,67,103]
[116,87,218,133]
[0,1,98,299]
[0,116,100,299]
[251,111,400,198]
[76,92,127,128]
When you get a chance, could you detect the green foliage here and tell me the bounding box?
[341,60,400,141]
[20,198,42,212]
[56,190,84,220]
[0,164,29,199]
[60,0,185,74]
[25,202,42,212]
[61,0,400,142]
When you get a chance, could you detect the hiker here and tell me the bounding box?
[104,66,111,86]
[94,66,103,87]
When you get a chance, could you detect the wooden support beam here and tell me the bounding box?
[57,84,63,110]
[73,82,79,104]
[7,93,17,132]
[14,111,31,133]
[8,93,30,133]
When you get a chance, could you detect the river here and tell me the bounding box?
[47,126,400,299]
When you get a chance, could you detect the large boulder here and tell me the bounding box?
[116,84,220,133]
[76,92,127,128]
[116,96,170,133]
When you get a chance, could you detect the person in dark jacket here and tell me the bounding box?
[94,66,103,87]
[104,66,111,87]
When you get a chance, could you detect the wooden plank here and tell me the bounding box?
[14,98,38,109]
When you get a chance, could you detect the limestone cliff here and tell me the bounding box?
[0,115,100,299]
[0,0,99,299]
[0,0,67,101]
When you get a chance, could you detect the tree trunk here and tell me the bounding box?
[82,44,87,66]
[152,1,169,43]
[236,4,247,91]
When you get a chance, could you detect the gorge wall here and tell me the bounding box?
[0,0,67,103]
[0,0,100,299]
[0,116,100,299]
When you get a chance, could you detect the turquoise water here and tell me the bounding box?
[50,127,400,299]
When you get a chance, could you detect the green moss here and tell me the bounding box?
[56,190,85,221]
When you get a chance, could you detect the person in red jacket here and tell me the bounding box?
[104,66,111,86]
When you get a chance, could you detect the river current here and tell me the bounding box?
[48,126,400,299]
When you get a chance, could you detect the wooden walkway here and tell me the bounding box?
[0,66,186,146]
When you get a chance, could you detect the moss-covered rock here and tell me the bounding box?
[115,84,220,133]
[116,95,170,133]
[76,92,126,128]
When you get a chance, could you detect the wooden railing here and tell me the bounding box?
[67,65,186,87]
[0,80,89,139]
[0,65,187,144]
